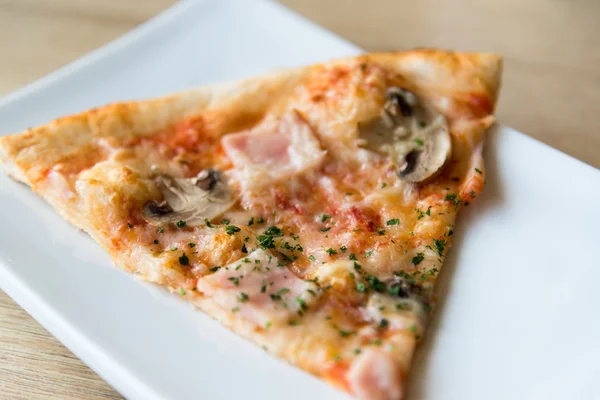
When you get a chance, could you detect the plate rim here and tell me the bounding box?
[0,1,599,399]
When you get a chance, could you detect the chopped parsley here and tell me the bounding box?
[416,207,430,220]
[231,307,240,313]
[433,238,447,256]
[326,248,338,256]
[365,275,386,293]
[257,217,265,224]
[356,281,366,292]
[264,321,272,329]
[339,329,355,338]
[475,168,483,174]
[180,288,186,296]
[228,277,240,286]
[379,319,389,329]
[340,245,347,253]
[418,120,427,128]
[225,225,241,235]
[238,292,249,303]
[241,243,248,253]
[264,226,284,236]
[470,190,476,198]
[248,217,254,226]
[381,183,387,189]
[414,138,424,146]
[445,193,461,210]
[258,235,275,249]
[308,255,316,261]
[377,229,385,235]
[188,243,195,248]
[321,214,332,223]
[365,250,374,258]
[295,297,308,311]
[221,219,230,225]
[204,218,215,228]
[270,294,282,301]
[320,227,331,232]
[209,266,221,272]
[127,223,133,229]
[176,220,187,228]
[306,289,317,297]
[157,226,164,233]
[411,252,425,266]
[386,218,400,226]
[349,253,357,261]
[153,239,159,245]
[178,253,189,266]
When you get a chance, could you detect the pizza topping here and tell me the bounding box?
[142,169,235,226]
[222,110,326,189]
[195,249,321,326]
[357,87,451,183]
[347,349,403,400]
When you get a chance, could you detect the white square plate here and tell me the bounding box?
[1,1,599,399]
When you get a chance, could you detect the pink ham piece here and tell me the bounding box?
[221,110,326,189]
[347,349,404,400]
[196,249,320,327]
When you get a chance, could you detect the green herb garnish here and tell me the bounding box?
[411,252,425,266]
[225,225,241,235]
[178,253,189,266]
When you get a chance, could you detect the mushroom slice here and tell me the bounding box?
[143,169,235,226]
[358,87,452,183]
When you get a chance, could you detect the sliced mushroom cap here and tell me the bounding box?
[358,87,452,183]
[143,169,235,226]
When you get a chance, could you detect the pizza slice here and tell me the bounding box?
[0,50,502,399]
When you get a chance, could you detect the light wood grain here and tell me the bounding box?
[0,0,598,398]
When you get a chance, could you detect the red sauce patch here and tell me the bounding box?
[305,65,352,104]
[467,92,493,117]
[345,206,379,232]
[325,362,352,393]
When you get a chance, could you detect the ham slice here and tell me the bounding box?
[347,349,403,400]
[196,249,320,327]
[222,110,326,189]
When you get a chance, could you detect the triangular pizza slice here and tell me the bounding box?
[0,50,502,399]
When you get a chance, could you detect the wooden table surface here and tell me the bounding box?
[0,0,598,398]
